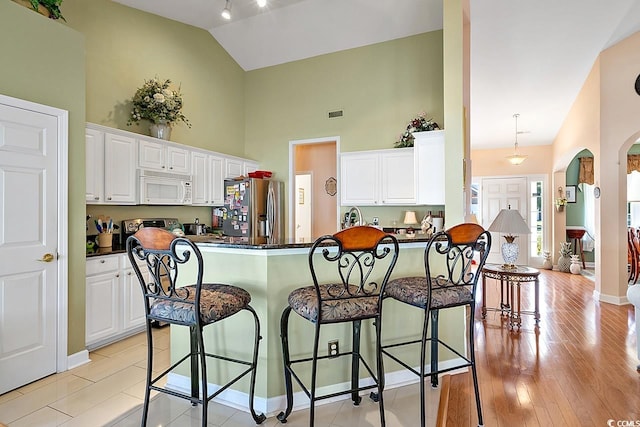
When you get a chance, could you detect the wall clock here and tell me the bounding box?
[636,74,640,96]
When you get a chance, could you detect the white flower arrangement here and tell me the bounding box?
[127,77,191,128]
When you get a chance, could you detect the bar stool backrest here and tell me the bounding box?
[127,227,205,325]
[308,226,399,317]
[425,223,491,302]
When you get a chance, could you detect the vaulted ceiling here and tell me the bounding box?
[113,0,640,149]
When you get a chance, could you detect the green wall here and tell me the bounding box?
[244,31,444,228]
[565,149,594,262]
[0,1,86,354]
[63,0,246,155]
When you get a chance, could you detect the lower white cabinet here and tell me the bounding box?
[86,254,146,350]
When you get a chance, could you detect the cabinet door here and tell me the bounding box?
[209,155,225,206]
[380,148,415,204]
[104,133,137,204]
[191,151,209,205]
[225,158,243,178]
[166,145,190,174]
[243,160,259,176]
[414,130,445,205]
[340,152,379,206]
[122,267,146,332]
[138,138,165,171]
[86,271,119,346]
[85,128,104,203]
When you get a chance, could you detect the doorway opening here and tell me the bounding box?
[288,137,340,241]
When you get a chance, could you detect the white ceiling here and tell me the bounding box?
[112,0,640,150]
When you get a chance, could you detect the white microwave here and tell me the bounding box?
[139,170,192,205]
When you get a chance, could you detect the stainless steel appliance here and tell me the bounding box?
[120,217,180,245]
[223,178,284,242]
[138,169,192,205]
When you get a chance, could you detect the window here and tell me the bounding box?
[530,180,543,257]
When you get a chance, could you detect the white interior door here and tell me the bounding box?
[295,173,312,242]
[0,103,59,394]
[482,177,529,265]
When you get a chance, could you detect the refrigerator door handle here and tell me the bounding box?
[266,182,275,238]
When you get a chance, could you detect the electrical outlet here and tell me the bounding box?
[328,340,339,358]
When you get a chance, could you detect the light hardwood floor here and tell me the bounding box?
[0,269,637,426]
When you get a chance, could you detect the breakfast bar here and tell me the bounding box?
[164,235,469,416]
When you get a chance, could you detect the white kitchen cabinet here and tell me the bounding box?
[104,133,137,204]
[225,157,244,178]
[191,150,225,206]
[86,254,146,350]
[243,160,259,176]
[138,138,190,174]
[86,124,137,205]
[340,152,379,205]
[340,148,414,206]
[85,128,104,203]
[414,130,445,205]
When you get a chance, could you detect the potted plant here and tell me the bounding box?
[14,0,65,21]
[127,77,191,140]
[394,112,440,148]
[555,197,567,212]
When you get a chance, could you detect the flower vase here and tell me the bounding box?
[542,251,553,270]
[570,255,582,274]
[150,121,172,140]
[556,204,565,212]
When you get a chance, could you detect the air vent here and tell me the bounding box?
[328,109,344,119]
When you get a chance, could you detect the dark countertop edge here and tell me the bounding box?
[86,234,433,257]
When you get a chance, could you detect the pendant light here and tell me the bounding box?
[506,113,527,165]
[257,0,267,7]
[221,0,231,20]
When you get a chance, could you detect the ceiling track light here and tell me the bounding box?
[221,0,231,20]
[506,113,528,165]
[257,0,267,7]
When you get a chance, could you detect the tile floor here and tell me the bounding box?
[0,327,439,426]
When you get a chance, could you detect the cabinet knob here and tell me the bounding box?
[162,166,165,169]
[107,196,112,201]
[169,167,173,170]
[94,196,99,200]
[115,273,120,278]
[127,272,132,276]
[100,259,106,264]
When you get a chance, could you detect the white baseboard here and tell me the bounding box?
[66,349,90,370]
[594,290,629,305]
[166,357,467,418]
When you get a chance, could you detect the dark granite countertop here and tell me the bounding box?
[86,233,433,257]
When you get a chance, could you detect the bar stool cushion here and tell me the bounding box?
[385,276,473,309]
[288,284,380,323]
[150,283,251,324]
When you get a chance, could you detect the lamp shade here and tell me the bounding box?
[403,211,418,225]
[464,213,479,224]
[488,208,530,268]
[488,208,530,236]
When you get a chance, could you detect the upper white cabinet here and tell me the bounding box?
[85,128,104,203]
[340,133,445,207]
[86,124,137,205]
[341,148,415,206]
[191,150,225,206]
[340,152,379,205]
[138,138,190,174]
[104,133,137,204]
[414,130,445,205]
[225,157,244,179]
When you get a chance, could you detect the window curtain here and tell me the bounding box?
[583,183,596,252]
[628,154,640,174]
[578,157,594,184]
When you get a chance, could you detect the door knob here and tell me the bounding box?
[38,253,55,262]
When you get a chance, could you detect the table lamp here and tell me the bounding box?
[487,207,530,269]
[404,210,418,235]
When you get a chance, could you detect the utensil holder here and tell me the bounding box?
[97,233,113,248]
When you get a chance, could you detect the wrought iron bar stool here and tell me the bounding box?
[277,226,399,427]
[380,223,491,427]
[126,228,266,426]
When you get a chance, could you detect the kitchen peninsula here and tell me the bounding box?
[164,234,468,416]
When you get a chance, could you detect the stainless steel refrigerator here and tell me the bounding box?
[223,178,284,242]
